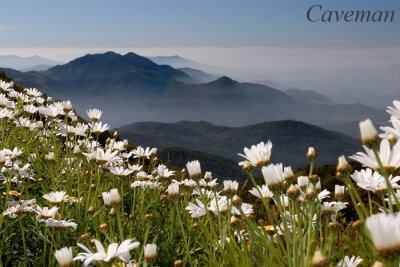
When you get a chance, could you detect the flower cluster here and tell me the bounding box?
[2,76,400,266]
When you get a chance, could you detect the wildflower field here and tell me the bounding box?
[1,71,400,267]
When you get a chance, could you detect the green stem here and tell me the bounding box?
[117,207,124,240]
[19,217,27,262]
[309,160,315,177]
[368,191,373,215]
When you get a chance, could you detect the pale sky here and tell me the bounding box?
[0,0,399,72]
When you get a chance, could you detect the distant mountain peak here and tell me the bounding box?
[209,76,236,86]
[57,51,167,72]
[0,54,62,71]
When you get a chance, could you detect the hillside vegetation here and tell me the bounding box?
[1,71,400,266]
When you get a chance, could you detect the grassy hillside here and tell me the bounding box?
[1,70,400,266]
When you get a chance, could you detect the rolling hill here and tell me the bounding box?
[119,120,361,168]
[285,89,334,105]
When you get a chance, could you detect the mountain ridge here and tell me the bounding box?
[0,55,62,70]
[1,51,387,127]
[119,119,361,168]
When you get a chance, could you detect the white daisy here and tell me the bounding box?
[261,163,285,189]
[144,244,157,262]
[109,166,133,177]
[297,176,309,188]
[130,180,160,190]
[232,203,254,216]
[186,160,201,178]
[43,191,69,204]
[349,139,400,171]
[74,239,140,265]
[24,88,43,97]
[167,182,179,196]
[381,116,400,140]
[387,100,400,119]
[23,104,38,114]
[198,178,219,188]
[185,199,207,218]
[156,164,175,178]
[102,188,122,207]
[223,180,239,192]
[321,201,348,213]
[83,149,120,165]
[132,146,157,159]
[3,202,35,218]
[238,141,272,168]
[208,196,229,215]
[337,255,363,267]
[45,218,77,230]
[87,108,103,122]
[90,121,110,135]
[35,206,59,221]
[54,247,73,267]
[351,168,400,193]
[249,185,273,199]
[366,212,400,254]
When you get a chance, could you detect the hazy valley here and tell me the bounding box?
[0,51,394,171]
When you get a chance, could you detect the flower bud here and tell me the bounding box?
[144,244,157,262]
[232,195,242,206]
[204,171,212,180]
[174,260,184,266]
[387,134,398,145]
[230,216,240,225]
[109,208,116,217]
[309,175,319,184]
[297,176,309,189]
[351,220,362,229]
[287,184,300,199]
[307,147,317,160]
[99,223,108,231]
[144,214,154,220]
[371,261,386,267]
[359,119,379,147]
[0,151,6,165]
[45,152,56,162]
[311,250,329,267]
[336,155,351,174]
[241,161,252,172]
[334,185,345,200]
[79,232,91,241]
